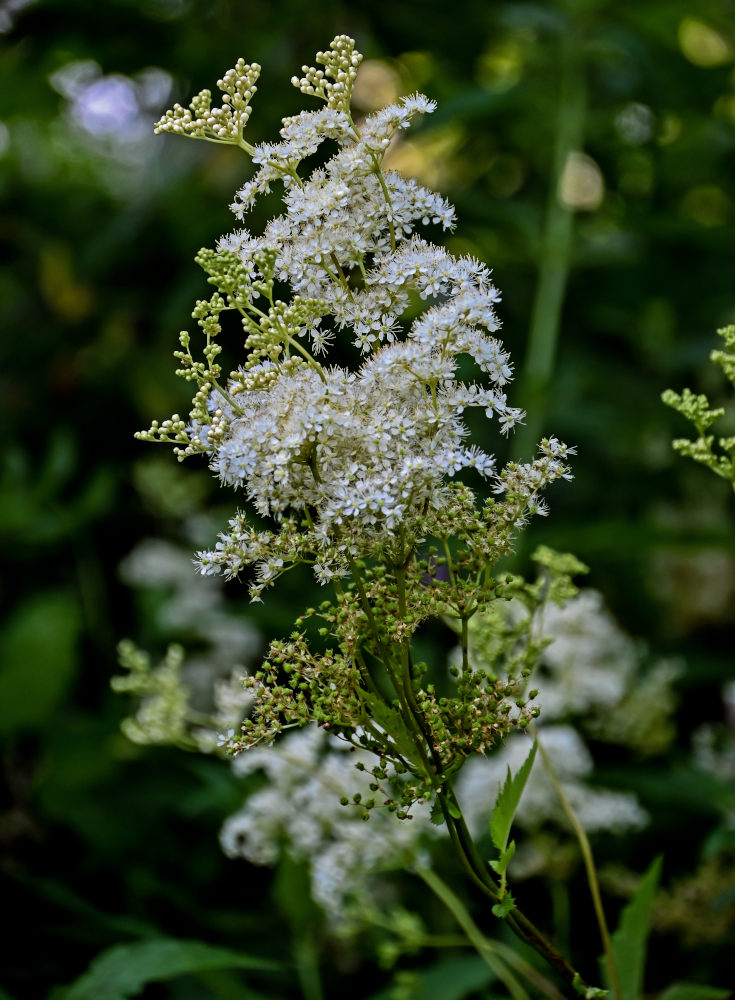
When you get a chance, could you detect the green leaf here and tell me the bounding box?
[607,856,662,1000]
[657,985,732,1000]
[60,938,280,1000]
[446,799,462,820]
[429,799,445,826]
[489,740,537,853]
[491,892,516,918]
[367,955,494,1000]
[273,854,321,932]
[489,841,516,876]
[0,590,81,734]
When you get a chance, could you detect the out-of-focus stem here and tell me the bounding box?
[535,732,622,1000]
[513,29,587,458]
[417,867,532,1000]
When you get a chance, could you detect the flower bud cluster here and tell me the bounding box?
[290,35,363,113]
[154,59,261,147]
[663,324,735,488]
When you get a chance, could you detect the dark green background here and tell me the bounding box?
[2,0,734,996]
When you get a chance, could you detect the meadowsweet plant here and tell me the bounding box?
[131,36,603,995]
[662,324,735,490]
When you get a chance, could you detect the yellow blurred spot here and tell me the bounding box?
[397,51,434,89]
[39,244,94,322]
[79,311,134,373]
[657,114,682,145]
[558,151,605,211]
[384,126,462,189]
[476,39,524,93]
[678,18,732,68]
[680,185,733,227]
[352,60,402,111]
[714,92,735,125]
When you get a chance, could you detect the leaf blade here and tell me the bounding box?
[61,938,280,1000]
[489,741,537,854]
[657,985,732,1000]
[607,856,662,1000]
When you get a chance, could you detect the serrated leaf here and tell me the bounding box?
[657,984,731,1000]
[489,841,516,876]
[430,799,445,826]
[606,856,662,1000]
[489,741,537,853]
[491,893,516,918]
[60,938,280,1000]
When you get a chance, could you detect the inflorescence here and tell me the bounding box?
[135,36,577,816]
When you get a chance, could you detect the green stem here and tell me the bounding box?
[460,615,470,673]
[348,566,592,994]
[434,780,593,997]
[419,867,568,1000]
[371,154,397,253]
[190,133,256,155]
[535,732,623,1000]
[283,332,327,382]
[417,867,532,1000]
[513,28,587,458]
[330,252,355,301]
[293,931,323,1000]
[210,378,246,416]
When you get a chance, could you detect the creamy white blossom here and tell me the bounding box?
[456,726,647,842]
[142,47,573,589]
[220,725,438,919]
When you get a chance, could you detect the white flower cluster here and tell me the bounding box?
[118,537,259,745]
[691,681,735,814]
[119,537,259,678]
[143,38,574,593]
[456,726,647,845]
[220,725,438,920]
[448,587,685,869]
[463,587,681,754]
[220,721,644,920]
[530,589,681,753]
[526,589,649,718]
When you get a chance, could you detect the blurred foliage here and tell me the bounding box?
[2,0,735,997]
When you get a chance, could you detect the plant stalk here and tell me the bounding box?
[535,732,622,1000]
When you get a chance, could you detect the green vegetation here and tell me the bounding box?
[2,2,734,997]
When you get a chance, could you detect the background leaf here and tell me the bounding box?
[657,986,732,1000]
[368,956,495,1000]
[607,856,662,1000]
[60,938,280,1000]
[0,590,80,734]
